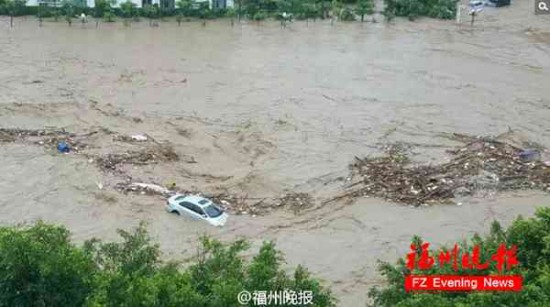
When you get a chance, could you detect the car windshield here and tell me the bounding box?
[203,204,223,218]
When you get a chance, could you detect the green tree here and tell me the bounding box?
[226,7,237,25]
[368,207,550,306]
[302,0,320,23]
[62,0,75,26]
[176,0,192,19]
[0,222,96,306]
[382,0,457,21]
[196,0,212,22]
[37,4,48,27]
[355,0,373,22]
[93,0,114,25]
[0,222,336,306]
[317,0,331,18]
[120,0,138,26]
[330,0,341,25]
[94,0,108,18]
[235,0,244,20]
[143,4,160,26]
[2,0,25,28]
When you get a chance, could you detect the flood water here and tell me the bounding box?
[1,1,549,305]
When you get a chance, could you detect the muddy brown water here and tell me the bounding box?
[1,1,550,305]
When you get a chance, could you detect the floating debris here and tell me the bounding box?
[0,128,67,142]
[114,182,315,216]
[345,132,549,206]
[209,192,315,215]
[115,182,173,197]
[276,192,315,214]
[0,128,90,152]
[113,134,149,142]
[96,143,179,170]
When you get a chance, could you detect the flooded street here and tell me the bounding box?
[1,1,549,305]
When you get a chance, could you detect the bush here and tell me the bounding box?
[368,207,550,306]
[0,222,336,306]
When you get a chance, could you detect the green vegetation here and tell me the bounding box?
[120,0,138,25]
[93,0,116,23]
[1,0,25,27]
[355,0,373,22]
[62,0,76,26]
[2,0,458,24]
[143,3,160,25]
[382,0,457,21]
[0,221,335,306]
[368,206,550,306]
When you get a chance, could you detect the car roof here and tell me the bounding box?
[175,195,212,207]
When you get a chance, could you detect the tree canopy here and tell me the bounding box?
[0,222,336,306]
[368,206,550,306]
[383,0,457,21]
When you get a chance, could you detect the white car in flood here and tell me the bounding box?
[165,194,228,227]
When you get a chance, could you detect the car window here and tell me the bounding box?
[179,201,193,210]
[204,205,223,218]
[198,199,209,205]
[190,204,205,216]
[179,202,205,216]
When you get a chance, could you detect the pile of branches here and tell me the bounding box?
[348,134,549,206]
[96,143,179,170]
[209,192,315,215]
[113,182,315,216]
[0,128,88,151]
[0,128,61,142]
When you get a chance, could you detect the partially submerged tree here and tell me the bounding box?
[355,0,373,22]
[226,7,237,26]
[120,0,138,26]
[2,0,25,28]
[93,0,114,26]
[143,4,160,26]
[330,0,342,25]
[196,1,212,26]
[302,0,321,24]
[176,0,192,25]
[382,0,457,21]
[62,0,75,26]
[36,4,48,27]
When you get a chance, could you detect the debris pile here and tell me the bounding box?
[0,128,69,142]
[347,133,549,206]
[115,182,172,197]
[0,128,88,151]
[113,134,149,142]
[96,143,179,170]
[114,182,315,216]
[276,192,315,214]
[208,192,315,215]
[210,194,262,215]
